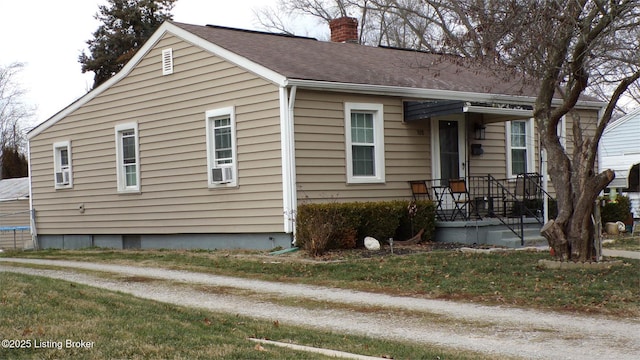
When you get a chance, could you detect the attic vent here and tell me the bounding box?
[162,48,173,75]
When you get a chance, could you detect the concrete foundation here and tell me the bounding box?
[434,218,546,248]
[37,233,293,251]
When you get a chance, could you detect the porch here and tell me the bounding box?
[409,173,553,247]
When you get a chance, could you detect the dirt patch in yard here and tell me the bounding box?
[280,242,499,262]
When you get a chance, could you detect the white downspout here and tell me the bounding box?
[27,139,38,249]
[542,148,549,225]
[279,86,298,239]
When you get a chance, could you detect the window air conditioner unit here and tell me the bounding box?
[56,169,70,185]
[212,167,233,184]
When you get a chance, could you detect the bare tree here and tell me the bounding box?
[255,0,427,46]
[529,1,640,261]
[252,3,298,36]
[0,62,34,179]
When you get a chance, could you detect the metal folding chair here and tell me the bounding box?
[449,179,475,220]
[431,185,450,221]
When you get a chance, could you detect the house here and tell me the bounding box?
[0,177,31,249]
[27,18,604,250]
[599,108,640,218]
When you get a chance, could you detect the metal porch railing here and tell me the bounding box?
[410,173,555,244]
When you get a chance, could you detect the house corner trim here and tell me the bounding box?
[280,86,297,235]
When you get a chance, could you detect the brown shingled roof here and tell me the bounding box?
[172,22,541,98]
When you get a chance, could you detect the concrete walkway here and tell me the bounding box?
[602,249,640,259]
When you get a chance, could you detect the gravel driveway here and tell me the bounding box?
[1,257,639,360]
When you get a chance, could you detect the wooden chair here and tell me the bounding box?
[409,180,431,201]
[410,181,447,220]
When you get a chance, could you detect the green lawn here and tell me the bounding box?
[3,247,639,317]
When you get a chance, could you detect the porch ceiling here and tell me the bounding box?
[404,100,533,123]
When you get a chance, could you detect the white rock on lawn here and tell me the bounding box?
[364,236,380,250]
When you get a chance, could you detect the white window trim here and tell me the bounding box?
[205,106,238,188]
[506,118,535,178]
[344,102,385,184]
[52,140,72,189]
[115,122,140,193]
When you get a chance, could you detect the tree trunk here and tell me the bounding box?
[541,220,568,260]
[567,202,596,262]
[541,152,614,262]
[542,198,598,262]
[537,108,615,262]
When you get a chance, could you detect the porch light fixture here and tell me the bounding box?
[474,123,486,140]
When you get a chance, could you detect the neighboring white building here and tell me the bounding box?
[600,108,640,218]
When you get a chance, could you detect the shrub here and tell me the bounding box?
[296,200,436,255]
[396,200,436,241]
[295,203,353,256]
[353,201,404,245]
[600,195,631,223]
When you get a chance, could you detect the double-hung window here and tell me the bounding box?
[345,103,385,183]
[206,107,237,187]
[115,122,140,192]
[53,141,72,189]
[506,119,534,177]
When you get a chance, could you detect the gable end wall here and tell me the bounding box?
[28,34,286,240]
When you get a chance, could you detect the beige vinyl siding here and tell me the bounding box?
[467,122,509,179]
[466,109,599,197]
[0,200,30,249]
[294,90,430,202]
[468,118,546,199]
[29,33,284,235]
[467,119,540,181]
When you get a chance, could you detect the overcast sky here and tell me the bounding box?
[0,0,323,127]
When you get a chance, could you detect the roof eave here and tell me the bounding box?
[604,107,640,134]
[28,20,607,140]
[285,79,606,110]
[0,196,29,202]
[169,22,287,86]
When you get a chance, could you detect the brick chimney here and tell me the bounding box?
[329,17,358,43]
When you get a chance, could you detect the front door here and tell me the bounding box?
[431,117,466,184]
[431,117,467,217]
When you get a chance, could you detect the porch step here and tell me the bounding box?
[486,228,547,248]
